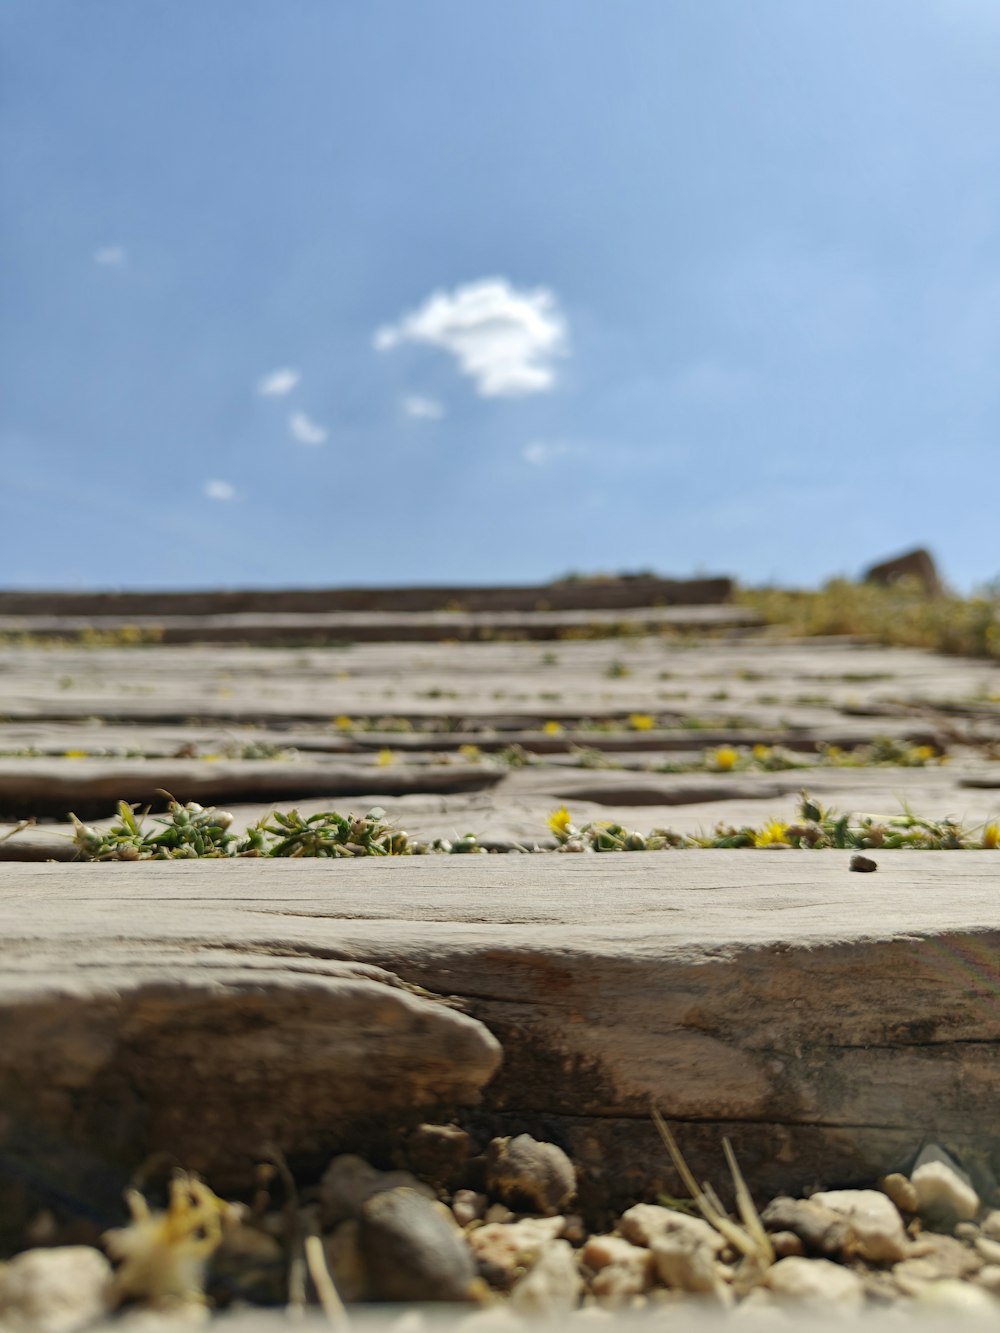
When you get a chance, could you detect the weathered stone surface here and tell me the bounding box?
[0,758,500,818]
[4,852,1000,1237]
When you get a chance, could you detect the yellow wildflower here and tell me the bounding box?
[458,744,482,763]
[752,744,771,762]
[199,753,222,763]
[547,806,575,840]
[754,819,790,847]
[982,822,1000,849]
[911,745,937,764]
[63,749,88,760]
[543,720,563,735]
[628,713,655,731]
[376,748,396,767]
[333,715,354,731]
[709,745,739,772]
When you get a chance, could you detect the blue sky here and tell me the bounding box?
[3,1,999,591]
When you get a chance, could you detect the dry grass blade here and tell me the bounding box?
[723,1136,774,1264]
[305,1233,349,1329]
[651,1106,772,1270]
[0,817,34,844]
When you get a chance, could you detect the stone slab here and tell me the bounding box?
[3,854,1000,1228]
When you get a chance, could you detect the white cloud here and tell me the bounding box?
[204,479,237,501]
[257,367,301,397]
[289,410,328,445]
[93,246,126,267]
[403,394,445,420]
[522,440,576,466]
[374,278,568,397]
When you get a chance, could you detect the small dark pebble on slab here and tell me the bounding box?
[849,855,878,873]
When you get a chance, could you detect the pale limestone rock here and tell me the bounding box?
[618,1203,723,1253]
[810,1188,908,1263]
[765,1256,864,1311]
[975,1264,1000,1295]
[914,1279,998,1312]
[880,1172,918,1215]
[975,1235,1000,1265]
[508,1239,582,1317]
[982,1210,1000,1241]
[911,1160,980,1222]
[582,1234,655,1305]
[650,1233,732,1305]
[485,1135,576,1216]
[467,1216,566,1286]
[320,1154,433,1225]
[0,1247,112,1333]
[452,1190,488,1227]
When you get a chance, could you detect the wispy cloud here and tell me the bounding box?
[204,479,237,501]
[374,278,568,397]
[93,246,126,267]
[257,367,301,397]
[289,411,327,445]
[522,440,577,466]
[403,394,445,420]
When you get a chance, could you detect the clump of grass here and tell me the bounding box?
[69,799,492,860]
[570,745,623,769]
[696,738,942,774]
[71,799,241,860]
[737,578,1000,659]
[547,795,1000,852]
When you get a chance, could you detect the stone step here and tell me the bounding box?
[2,853,998,1235]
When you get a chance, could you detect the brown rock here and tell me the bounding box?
[359,1187,480,1303]
[484,1135,575,1216]
[864,547,944,597]
[405,1123,474,1191]
[319,1154,434,1227]
[759,1196,854,1258]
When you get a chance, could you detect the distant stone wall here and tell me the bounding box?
[0,576,733,618]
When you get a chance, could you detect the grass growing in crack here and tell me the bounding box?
[547,794,1000,852]
[72,800,413,860]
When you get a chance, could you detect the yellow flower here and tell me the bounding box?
[376,748,396,767]
[628,713,655,731]
[547,806,575,840]
[982,822,1000,849]
[334,715,354,731]
[199,753,222,763]
[754,819,790,847]
[709,746,739,772]
[63,749,88,760]
[911,745,937,764]
[543,720,563,735]
[752,744,771,762]
[458,744,482,763]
